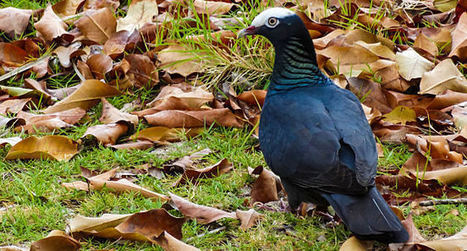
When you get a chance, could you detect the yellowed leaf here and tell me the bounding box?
[339,236,368,251]
[44,79,121,113]
[158,45,203,77]
[5,135,79,161]
[382,106,417,125]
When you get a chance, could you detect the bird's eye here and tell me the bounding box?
[266,17,279,28]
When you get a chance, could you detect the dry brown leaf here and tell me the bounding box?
[354,40,395,60]
[0,42,28,67]
[419,59,467,95]
[69,213,131,233]
[76,8,116,44]
[237,90,267,107]
[53,0,85,16]
[87,53,113,80]
[347,77,392,114]
[90,178,169,201]
[30,230,80,251]
[395,47,434,81]
[5,135,79,161]
[164,148,212,172]
[84,0,120,10]
[131,126,203,142]
[117,0,158,32]
[174,158,233,186]
[146,84,213,111]
[158,45,203,77]
[44,79,121,113]
[193,0,234,15]
[100,98,138,125]
[144,108,243,128]
[154,231,200,251]
[115,209,185,239]
[249,166,283,205]
[103,30,140,58]
[0,98,30,115]
[82,121,130,145]
[16,108,86,133]
[34,5,68,42]
[169,193,236,224]
[0,7,32,37]
[125,54,159,88]
[414,32,438,56]
[422,167,467,185]
[236,209,263,230]
[449,12,467,60]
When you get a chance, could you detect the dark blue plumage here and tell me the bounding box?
[240,8,408,243]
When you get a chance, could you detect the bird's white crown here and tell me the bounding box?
[251,7,295,27]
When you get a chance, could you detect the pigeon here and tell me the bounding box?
[238,7,408,243]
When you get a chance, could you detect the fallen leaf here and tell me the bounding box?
[82,121,130,145]
[30,230,80,251]
[44,79,121,113]
[449,12,467,60]
[131,127,203,142]
[34,5,68,42]
[86,53,113,80]
[0,98,31,115]
[100,98,138,125]
[382,106,416,125]
[146,84,214,111]
[237,90,267,107]
[236,209,263,230]
[339,236,369,251]
[414,32,438,56]
[154,231,200,251]
[76,8,116,44]
[53,0,85,16]
[16,108,86,133]
[193,0,234,15]
[125,54,159,88]
[395,47,434,81]
[0,43,28,67]
[103,30,140,58]
[0,7,32,37]
[117,0,158,32]
[169,193,236,224]
[249,166,283,204]
[144,109,243,128]
[347,77,392,114]
[174,158,233,186]
[5,135,79,161]
[158,45,203,77]
[419,59,467,95]
[164,148,212,172]
[84,0,120,11]
[69,213,131,233]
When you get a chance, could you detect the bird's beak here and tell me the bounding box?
[238,25,258,38]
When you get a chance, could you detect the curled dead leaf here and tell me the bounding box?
[100,98,138,125]
[0,7,32,37]
[82,121,130,145]
[173,158,233,186]
[30,230,80,251]
[249,166,283,205]
[158,45,203,77]
[144,109,243,128]
[34,5,68,42]
[131,127,203,143]
[76,8,116,44]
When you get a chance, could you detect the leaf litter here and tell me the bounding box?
[0,0,466,249]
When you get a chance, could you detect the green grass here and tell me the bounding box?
[0,0,466,250]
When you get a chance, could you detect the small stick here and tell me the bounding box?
[418,198,467,206]
[185,226,226,242]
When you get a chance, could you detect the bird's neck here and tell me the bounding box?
[270,35,331,91]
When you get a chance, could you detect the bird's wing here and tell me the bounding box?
[323,86,378,186]
[259,91,367,195]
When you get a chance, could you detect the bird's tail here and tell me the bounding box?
[320,187,408,243]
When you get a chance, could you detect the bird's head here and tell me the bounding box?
[238,8,308,45]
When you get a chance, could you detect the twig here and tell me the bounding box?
[418,198,467,206]
[185,226,226,242]
[0,55,49,83]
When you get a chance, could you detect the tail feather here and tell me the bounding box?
[321,187,408,243]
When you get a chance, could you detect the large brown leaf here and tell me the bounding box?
[419,59,467,95]
[16,108,86,133]
[192,0,234,15]
[53,0,85,16]
[34,5,68,42]
[158,45,203,77]
[449,12,467,60]
[249,166,283,205]
[86,53,113,80]
[173,158,233,186]
[0,98,31,115]
[125,54,159,88]
[130,126,203,143]
[146,84,213,111]
[44,79,121,113]
[0,7,32,37]
[169,193,236,224]
[100,98,138,125]
[395,47,434,81]
[30,230,80,251]
[82,121,130,145]
[5,135,79,161]
[75,8,116,44]
[144,109,243,128]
